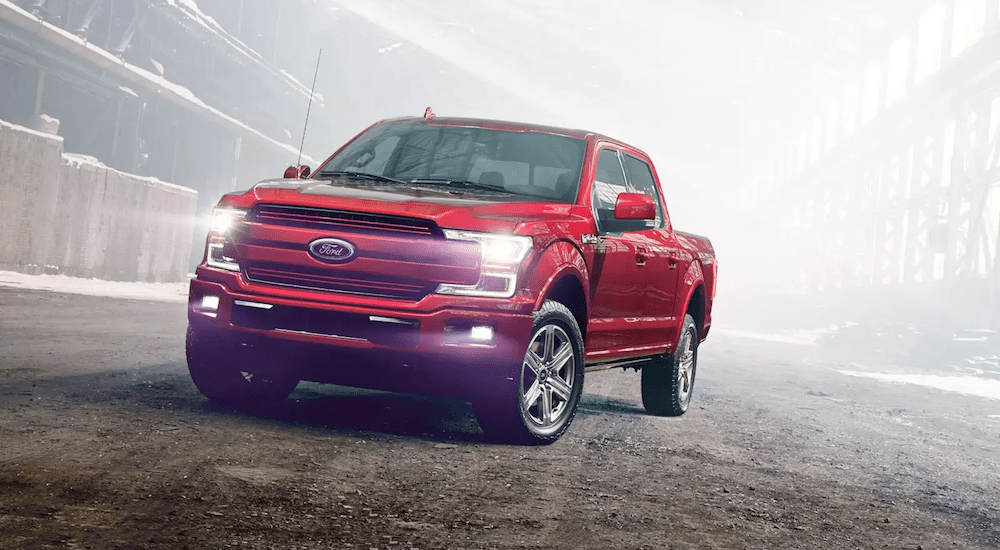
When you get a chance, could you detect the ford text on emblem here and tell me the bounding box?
[308,238,357,263]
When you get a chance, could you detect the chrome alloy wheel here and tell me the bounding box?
[520,324,576,430]
[676,326,695,405]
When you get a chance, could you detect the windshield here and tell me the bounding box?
[316,121,587,203]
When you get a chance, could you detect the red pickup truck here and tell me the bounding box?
[186,113,717,445]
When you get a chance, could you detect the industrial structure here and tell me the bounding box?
[3,0,998,330]
[0,0,531,276]
[0,0,328,199]
[0,0,342,275]
[750,0,1000,328]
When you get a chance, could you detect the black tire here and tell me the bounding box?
[474,300,585,445]
[642,313,698,416]
[186,325,299,407]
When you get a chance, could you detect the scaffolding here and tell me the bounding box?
[758,0,1000,326]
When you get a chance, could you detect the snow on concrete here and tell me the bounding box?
[62,153,197,194]
[839,370,1000,402]
[0,116,65,142]
[715,327,836,346]
[0,270,188,303]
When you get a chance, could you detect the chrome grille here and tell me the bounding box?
[249,204,438,236]
[244,262,432,301]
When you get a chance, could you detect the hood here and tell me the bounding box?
[246,178,574,232]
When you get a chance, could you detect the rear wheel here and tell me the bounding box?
[474,300,584,445]
[642,313,698,416]
[186,325,299,406]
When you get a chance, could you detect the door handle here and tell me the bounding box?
[636,246,648,267]
[666,248,678,269]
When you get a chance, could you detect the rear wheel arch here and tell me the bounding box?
[685,284,707,340]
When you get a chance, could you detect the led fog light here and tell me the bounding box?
[201,294,220,311]
[469,325,494,342]
[444,323,497,346]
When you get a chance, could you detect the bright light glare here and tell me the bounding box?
[211,208,246,234]
[201,294,220,310]
[469,325,494,341]
[442,229,532,264]
[437,230,533,298]
[482,238,526,264]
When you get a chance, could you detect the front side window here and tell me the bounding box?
[592,148,643,234]
[622,154,664,229]
[317,122,586,203]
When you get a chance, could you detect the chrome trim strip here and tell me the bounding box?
[368,315,417,325]
[275,329,367,342]
[234,300,274,310]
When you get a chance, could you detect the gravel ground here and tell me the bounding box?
[1,287,999,549]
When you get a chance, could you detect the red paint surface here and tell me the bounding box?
[191,117,716,390]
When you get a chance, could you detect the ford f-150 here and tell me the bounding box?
[186,112,717,445]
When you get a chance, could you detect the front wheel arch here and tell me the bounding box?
[473,299,585,445]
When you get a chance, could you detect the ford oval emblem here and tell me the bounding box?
[308,238,357,263]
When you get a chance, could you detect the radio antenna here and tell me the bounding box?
[297,48,323,166]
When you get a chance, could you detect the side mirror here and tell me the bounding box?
[283,165,311,179]
[614,192,656,220]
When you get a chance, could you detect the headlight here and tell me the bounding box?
[210,207,247,234]
[436,230,533,298]
[205,207,247,272]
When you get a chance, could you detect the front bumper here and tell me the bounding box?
[187,277,534,397]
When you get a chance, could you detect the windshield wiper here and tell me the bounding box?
[408,178,513,194]
[316,171,407,185]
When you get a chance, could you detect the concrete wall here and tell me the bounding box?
[0,119,198,282]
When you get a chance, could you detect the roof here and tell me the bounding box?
[382,115,617,143]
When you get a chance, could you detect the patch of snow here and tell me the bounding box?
[717,328,832,346]
[63,153,104,167]
[61,154,196,195]
[0,116,64,142]
[378,42,405,54]
[0,271,188,303]
[839,370,1000,401]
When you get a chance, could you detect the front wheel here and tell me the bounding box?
[186,326,299,407]
[642,313,698,416]
[474,300,585,445]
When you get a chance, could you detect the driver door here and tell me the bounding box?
[582,148,652,358]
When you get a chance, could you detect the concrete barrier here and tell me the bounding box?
[0,118,198,282]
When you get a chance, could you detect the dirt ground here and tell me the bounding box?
[1,286,999,549]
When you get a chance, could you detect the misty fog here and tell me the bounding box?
[4,3,1000,547]
[2,0,999,362]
